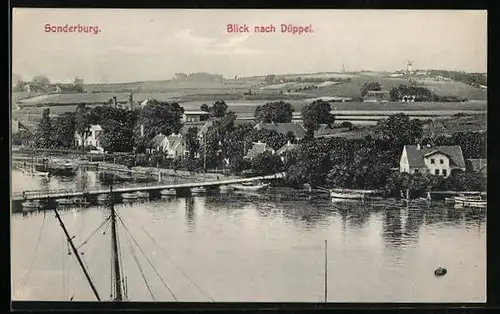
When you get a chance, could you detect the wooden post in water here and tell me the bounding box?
[324,239,328,303]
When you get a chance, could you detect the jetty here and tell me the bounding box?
[11,173,285,203]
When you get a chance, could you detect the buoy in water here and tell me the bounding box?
[434,267,447,276]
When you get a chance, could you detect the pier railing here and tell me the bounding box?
[11,173,286,201]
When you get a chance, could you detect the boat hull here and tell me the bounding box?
[231,183,269,191]
[121,193,137,200]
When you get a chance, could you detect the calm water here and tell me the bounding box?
[11,170,486,302]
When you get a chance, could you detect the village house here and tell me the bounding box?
[149,133,188,159]
[465,158,487,177]
[244,141,275,160]
[363,90,390,103]
[254,122,307,141]
[74,125,104,150]
[399,144,466,178]
[276,141,298,163]
[182,110,210,123]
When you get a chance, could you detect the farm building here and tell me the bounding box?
[182,110,210,123]
[399,144,466,178]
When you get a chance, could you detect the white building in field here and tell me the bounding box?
[399,144,466,178]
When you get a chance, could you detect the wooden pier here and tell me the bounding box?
[11,173,285,202]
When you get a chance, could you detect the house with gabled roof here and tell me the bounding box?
[254,122,307,141]
[399,144,466,178]
[149,133,188,158]
[74,125,103,150]
[243,141,275,160]
[276,141,298,163]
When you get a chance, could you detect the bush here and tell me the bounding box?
[340,121,353,129]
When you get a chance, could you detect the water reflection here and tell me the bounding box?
[382,207,404,248]
[185,197,196,232]
[11,171,486,302]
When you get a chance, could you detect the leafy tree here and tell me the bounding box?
[75,104,92,139]
[224,123,254,163]
[185,127,200,159]
[32,75,50,86]
[254,101,294,123]
[200,104,210,112]
[35,108,55,148]
[245,128,287,151]
[134,99,184,147]
[52,113,76,147]
[251,151,284,175]
[375,114,423,165]
[301,100,335,137]
[441,172,486,191]
[100,119,135,152]
[211,100,228,118]
[360,81,382,97]
[229,158,251,174]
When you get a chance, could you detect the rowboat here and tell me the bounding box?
[121,193,138,200]
[454,195,486,209]
[56,198,74,206]
[190,187,206,194]
[22,200,41,212]
[160,189,176,197]
[330,188,382,200]
[231,182,269,191]
[134,191,149,199]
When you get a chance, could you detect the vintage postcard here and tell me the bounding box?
[11,9,487,303]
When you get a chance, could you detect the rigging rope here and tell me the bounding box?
[116,222,127,300]
[22,211,46,290]
[115,212,178,301]
[140,226,215,302]
[124,233,157,301]
[76,214,111,251]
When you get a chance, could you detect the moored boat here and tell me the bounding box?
[160,189,176,197]
[22,200,41,211]
[330,188,382,200]
[190,187,206,194]
[56,198,74,206]
[134,191,149,199]
[454,195,486,209]
[231,182,269,192]
[121,193,138,200]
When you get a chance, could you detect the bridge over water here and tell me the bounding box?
[11,173,286,203]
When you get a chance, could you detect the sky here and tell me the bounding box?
[12,9,487,84]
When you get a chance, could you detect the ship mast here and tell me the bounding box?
[109,184,124,301]
[54,208,101,301]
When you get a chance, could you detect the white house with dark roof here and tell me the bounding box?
[74,125,103,150]
[244,141,275,160]
[149,133,188,158]
[399,144,466,178]
[254,122,306,141]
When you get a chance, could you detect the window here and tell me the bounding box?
[435,169,439,175]
[440,159,444,164]
[430,158,435,164]
[442,169,447,177]
[414,169,419,173]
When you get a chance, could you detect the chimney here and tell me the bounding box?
[416,144,421,150]
[112,96,117,108]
